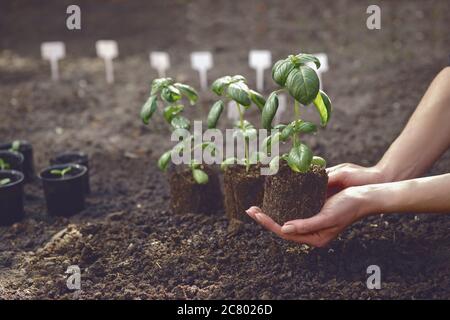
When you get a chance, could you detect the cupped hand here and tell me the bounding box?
[246,186,373,247]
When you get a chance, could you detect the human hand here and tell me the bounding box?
[246,186,373,247]
[327,163,387,196]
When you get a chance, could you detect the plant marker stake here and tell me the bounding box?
[275,94,287,123]
[41,42,66,81]
[190,51,213,91]
[150,51,170,77]
[96,40,118,84]
[311,53,329,89]
[249,50,272,92]
[227,101,240,121]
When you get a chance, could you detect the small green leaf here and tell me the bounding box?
[227,82,251,107]
[287,144,313,173]
[294,120,317,134]
[280,122,295,141]
[221,157,237,170]
[140,95,158,125]
[261,92,279,130]
[174,83,198,105]
[161,85,182,103]
[311,156,326,168]
[211,76,232,95]
[158,151,172,171]
[285,65,320,105]
[0,178,11,186]
[296,53,321,69]
[272,59,296,86]
[268,156,280,174]
[163,105,184,123]
[10,140,21,152]
[171,115,190,130]
[151,77,173,95]
[230,75,246,83]
[273,124,286,131]
[262,132,281,153]
[313,90,332,127]
[249,90,266,111]
[234,120,254,130]
[207,100,224,129]
[192,169,209,184]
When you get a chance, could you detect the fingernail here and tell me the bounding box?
[254,213,263,222]
[281,224,296,234]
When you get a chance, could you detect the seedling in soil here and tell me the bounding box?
[50,166,72,178]
[140,77,216,184]
[0,158,11,170]
[0,178,11,186]
[263,53,332,173]
[261,53,333,224]
[208,75,266,172]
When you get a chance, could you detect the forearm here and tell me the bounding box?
[360,173,450,217]
[376,67,450,181]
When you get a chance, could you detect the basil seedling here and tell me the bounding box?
[263,53,332,173]
[140,78,213,184]
[9,140,21,152]
[0,178,11,186]
[50,166,73,178]
[0,158,11,170]
[208,75,266,172]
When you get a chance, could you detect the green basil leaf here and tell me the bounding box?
[230,75,246,83]
[280,122,295,141]
[294,120,317,134]
[272,59,296,86]
[249,89,266,111]
[140,95,158,124]
[161,85,182,103]
[287,143,313,173]
[151,77,173,95]
[211,76,232,95]
[171,115,190,130]
[173,83,198,105]
[158,150,172,171]
[273,124,287,131]
[313,90,332,127]
[163,105,184,123]
[268,155,280,174]
[192,169,209,184]
[227,82,251,107]
[285,65,320,105]
[0,178,11,186]
[263,132,281,153]
[311,156,326,168]
[261,92,279,130]
[207,100,224,129]
[296,53,321,69]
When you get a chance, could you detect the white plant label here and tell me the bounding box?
[41,41,66,81]
[190,51,213,91]
[310,53,329,89]
[96,40,118,84]
[150,51,170,77]
[227,101,240,121]
[249,50,272,92]
[275,94,287,123]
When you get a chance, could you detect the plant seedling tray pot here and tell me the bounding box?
[223,164,265,222]
[50,152,91,195]
[263,162,328,225]
[0,170,25,226]
[39,164,87,217]
[167,165,223,215]
[0,150,24,173]
[0,141,34,182]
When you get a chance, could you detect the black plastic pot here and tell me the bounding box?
[0,150,24,173]
[50,152,91,194]
[0,141,34,181]
[0,170,25,226]
[39,164,87,217]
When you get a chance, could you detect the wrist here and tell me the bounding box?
[347,185,384,219]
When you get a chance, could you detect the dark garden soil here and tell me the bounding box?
[0,0,449,299]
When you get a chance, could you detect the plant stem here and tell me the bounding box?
[293,100,301,147]
[237,103,250,172]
